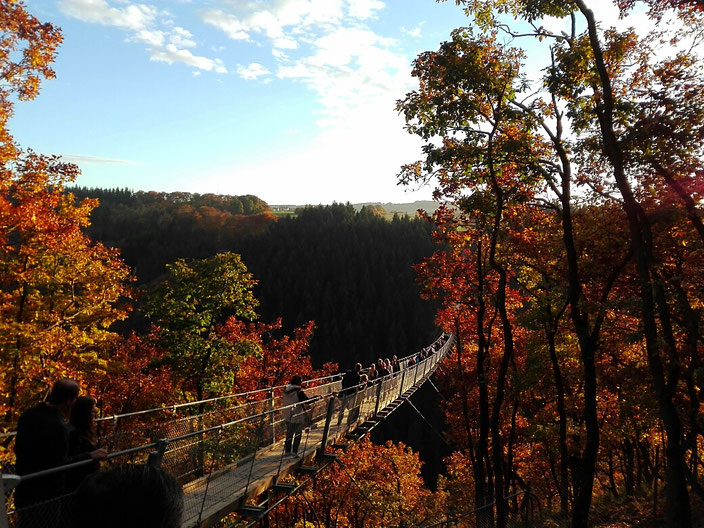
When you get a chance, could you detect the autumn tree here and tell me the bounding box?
[221,318,337,393]
[269,438,444,528]
[85,331,175,417]
[143,252,259,401]
[0,1,132,429]
[0,0,62,163]
[399,1,704,526]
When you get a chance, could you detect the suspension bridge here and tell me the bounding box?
[1,334,455,528]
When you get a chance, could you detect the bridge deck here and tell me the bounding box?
[3,335,454,528]
[182,411,358,527]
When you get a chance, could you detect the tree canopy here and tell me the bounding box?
[397,1,704,526]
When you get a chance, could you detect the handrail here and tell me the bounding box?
[4,334,454,488]
[3,333,451,438]
[94,372,345,423]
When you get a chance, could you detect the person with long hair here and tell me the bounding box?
[67,396,103,491]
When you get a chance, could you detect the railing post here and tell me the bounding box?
[147,438,168,468]
[373,380,383,417]
[398,369,406,397]
[1,472,13,528]
[268,389,276,442]
[318,397,336,458]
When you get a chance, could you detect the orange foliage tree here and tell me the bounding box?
[269,438,444,528]
[399,1,704,526]
[222,318,337,393]
[0,1,133,429]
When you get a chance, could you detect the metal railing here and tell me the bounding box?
[2,333,454,528]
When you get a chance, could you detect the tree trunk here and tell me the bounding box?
[547,317,571,516]
[575,3,692,525]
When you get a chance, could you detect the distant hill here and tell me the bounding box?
[353,201,439,216]
[270,201,440,218]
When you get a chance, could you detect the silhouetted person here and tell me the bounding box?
[67,396,102,492]
[282,375,309,457]
[73,464,183,528]
[14,379,106,528]
[377,359,390,378]
[337,363,361,426]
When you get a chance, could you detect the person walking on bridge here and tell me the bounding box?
[337,363,362,426]
[282,375,309,458]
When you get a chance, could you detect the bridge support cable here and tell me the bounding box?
[406,400,451,447]
[196,427,225,527]
[417,489,527,528]
[241,411,267,507]
[427,378,446,401]
[332,458,376,509]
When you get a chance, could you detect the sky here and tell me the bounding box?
[13,0,468,205]
[11,1,667,206]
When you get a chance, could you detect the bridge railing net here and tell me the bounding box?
[94,375,343,455]
[3,334,453,528]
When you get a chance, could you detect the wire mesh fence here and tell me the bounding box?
[2,334,454,528]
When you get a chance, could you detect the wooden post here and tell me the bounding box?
[0,472,17,528]
[318,397,336,459]
[268,390,276,443]
[373,381,383,417]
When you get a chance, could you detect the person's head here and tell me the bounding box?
[70,395,97,441]
[354,362,362,372]
[46,379,80,417]
[290,375,302,386]
[74,464,184,528]
[360,374,368,384]
[392,355,398,362]
[369,364,376,372]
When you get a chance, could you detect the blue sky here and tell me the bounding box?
[13,0,466,205]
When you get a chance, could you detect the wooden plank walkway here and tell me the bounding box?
[180,355,447,528]
[181,410,360,527]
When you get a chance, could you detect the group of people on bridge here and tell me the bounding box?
[10,379,183,528]
[280,333,450,459]
[8,333,451,527]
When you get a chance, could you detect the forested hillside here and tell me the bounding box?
[235,203,439,367]
[70,187,274,283]
[72,188,439,368]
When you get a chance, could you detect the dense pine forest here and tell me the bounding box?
[70,187,440,367]
[69,187,274,284]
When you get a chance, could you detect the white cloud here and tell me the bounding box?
[58,0,159,31]
[132,28,165,47]
[60,153,140,165]
[151,45,228,73]
[236,62,271,80]
[201,0,385,50]
[276,26,410,127]
[169,27,197,48]
[59,0,227,74]
[346,0,385,20]
[199,9,250,41]
[401,25,423,38]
